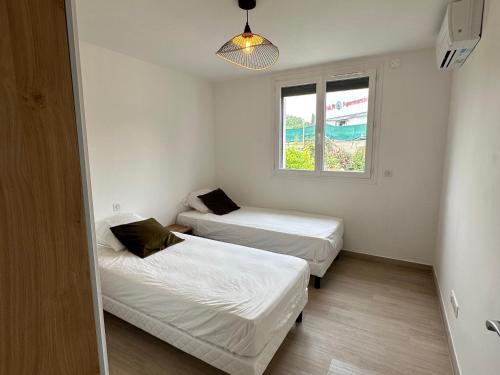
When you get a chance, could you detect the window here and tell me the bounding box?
[277,70,376,178]
[324,76,369,173]
[280,83,317,171]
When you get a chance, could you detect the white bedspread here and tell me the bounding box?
[98,233,309,357]
[177,206,344,263]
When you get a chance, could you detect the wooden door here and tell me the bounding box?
[0,0,103,373]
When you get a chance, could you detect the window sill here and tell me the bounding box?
[274,168,377,184]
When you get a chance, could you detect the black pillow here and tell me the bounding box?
[110,218,184,258]
[197,188,240,215]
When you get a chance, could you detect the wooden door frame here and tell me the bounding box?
[65,1,109,373]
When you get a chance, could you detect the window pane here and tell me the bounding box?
[324,78,369,173]
[281,84,316,171]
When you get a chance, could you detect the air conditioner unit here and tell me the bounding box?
[436,0,484,70]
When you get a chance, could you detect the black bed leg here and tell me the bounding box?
[314,276,321,289]
[296,312,303,323]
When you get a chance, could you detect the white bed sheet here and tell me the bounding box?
[98,233,309,357]
[103,290,307,375]
[177,206,344,264]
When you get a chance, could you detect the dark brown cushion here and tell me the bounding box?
[110,218,184,258]
[197,188,240,215]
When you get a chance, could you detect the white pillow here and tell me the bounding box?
[184,188,213,213]
[95,212,145,251]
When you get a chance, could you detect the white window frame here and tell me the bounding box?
[275,67,379,180]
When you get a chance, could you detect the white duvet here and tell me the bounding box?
[98,233,309,357]
[177,206,344,263]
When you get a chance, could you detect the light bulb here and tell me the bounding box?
[244,38,254,54]
[230,34,263,54]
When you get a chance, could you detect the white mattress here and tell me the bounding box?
[97,233,309,357]
[177,206,344,274]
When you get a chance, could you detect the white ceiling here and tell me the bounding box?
[76,0,450,81]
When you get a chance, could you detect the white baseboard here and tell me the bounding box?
[433,268,462,375]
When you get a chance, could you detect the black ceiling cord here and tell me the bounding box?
[244,10,251,35]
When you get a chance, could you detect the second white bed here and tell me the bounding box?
[177,206,344,280]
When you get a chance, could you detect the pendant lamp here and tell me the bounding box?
[216,0,279,70]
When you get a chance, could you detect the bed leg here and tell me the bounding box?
[296,312,303,323]
[314,276,321,289]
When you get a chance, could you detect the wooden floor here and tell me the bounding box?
[104,254,453,375]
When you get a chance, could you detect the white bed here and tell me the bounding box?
[177,206,343,286]
[98,233,309,375]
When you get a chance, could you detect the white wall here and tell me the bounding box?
[80,42,215,223]
[214,48,451,264]
[435,1,500,374]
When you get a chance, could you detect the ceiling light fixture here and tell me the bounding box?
[216,0,279,71]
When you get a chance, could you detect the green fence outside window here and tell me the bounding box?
[286,124,367,143]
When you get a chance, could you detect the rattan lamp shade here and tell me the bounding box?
[216,32,279,70]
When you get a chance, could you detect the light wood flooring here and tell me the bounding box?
[104,254,453,375]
